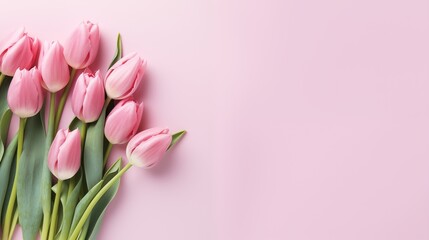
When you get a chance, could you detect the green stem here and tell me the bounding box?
[103,143,113,167]
[104,97,111,110]
[8,209,18,240]
[69,163,132,240]
[41,92,57,240]
[55,68,76,130]
[41,214,50,240]
[48,180,63,240]
[2,118,26,240]
[81,121,87,149]
[79,220,90,240]
[0,73,6,88]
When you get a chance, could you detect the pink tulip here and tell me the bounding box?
[104,99,144,144]
[39,41,70,92]
[126,128,172,168]
[7,68,44,118]
[48,129,81,180]
[63,21,100,69]
[104,52,146,100]
[0,27,39,76]
[71,70,105,123]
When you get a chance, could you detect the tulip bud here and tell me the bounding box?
[126,128,172,168]
[48,129,81,180]
[39,41,70,92]
[71,70,105,123]
[104,99,144,144]
[104,52,146,100]
[63,21,100,69]
[0,27,39,76]
[7,68,44,118]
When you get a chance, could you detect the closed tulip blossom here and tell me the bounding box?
[39,41,70,92]
[0,27,39,76]
[126,128,172,168]
[71,70,105,123]
[63,21,100,69]
[48,129,81,180]
[7,67,44,118]
[104,52,146,100]
[104,99,144,144]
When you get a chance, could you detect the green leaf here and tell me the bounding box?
[0,79,12,162]
[68,117,81,131]
[168,130,187,150]
[108,33,123,69]
[0,77,11,115]
[0,109,12,162]
[86,159,123,239]
[0,135,17,219]
[16,114,46,239]
[84,110,106,190]
[59,173,83,240]
[69,180,104,236]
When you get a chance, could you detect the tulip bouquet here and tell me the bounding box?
[0,21,185,240]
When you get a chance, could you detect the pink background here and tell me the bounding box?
[2,0,429,239]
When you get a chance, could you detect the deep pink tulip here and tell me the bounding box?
[63,21,100,69]
[48,129,81,180]
[104,99,144,144]
[104,52,146,100]
[0,27,39,76]
[126,128,172,168]
[39,41,70,92]
[71,70,105,123]
[7,68,44,118]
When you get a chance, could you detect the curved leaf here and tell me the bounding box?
[87,159,122,239]
[168,130,187,150]
[17,114,46,239]
[0,109,12,162]
[0,77,11,114]
[0,136,18,219]
[59,173,83,239]
[108,33,123,69]
[84,111,105,190]
[68,117,81,131]
[69,180,104,236]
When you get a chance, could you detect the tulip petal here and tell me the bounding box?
[1,37,33,76]
[56,129,81,180]
[126,127,169,160]
[0,27,25,55]
[48,129,67,179]
[128,134,171,168]
[82,74,104,122]
[104,101,139,144]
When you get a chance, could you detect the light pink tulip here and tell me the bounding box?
[104,52,146,100]
[71,70,105,123]
[39,41,70,92]
[63,21,100,69]
[104,99,144,144]
[7,68,44,118]
[48,129,81,180]
[0,27,39,76]
[126,128,172,168]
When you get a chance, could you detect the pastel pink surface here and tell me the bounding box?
[2,0,429,240]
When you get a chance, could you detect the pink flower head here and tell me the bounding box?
[7,67,44,118]
[0,27,39,76]
[104,98,144,144]
[104,52,146,100]
[63,21,100,69]
[126,128,172,168]
[72,70,105,123]
[48,129,81,180]
[39,41,70,92]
